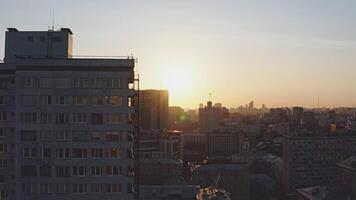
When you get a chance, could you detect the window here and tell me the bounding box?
[39,165,52,176]
[20,130,37,141]
[0,160,7,169]
[72,148,87,159]
[73,96,87,105]
[91,184,102,193]
[91,113,104,124]
[72,131,87,142]
[91,132,102,142]
[27,36,34,42]
[0,128,6,137]
[23,77,35,88]
[91,148,103,159]
[55,130,71,141]
[92,96,107,105]
[105,184,120,193]
[93,78,105,88]
[56,183,70,194]
[22,183,34,194]
[21,112,37,124]
[23,148,37,158]
[56,166,70,177]
[105,113,122,124]
[91,166,103,176]
[109,96,123,106]
[21,165,37,176]
[56,148,70,159]
[55,78,71,88]
[0,79,9,89]
[39,96,51,105]
[105,166,120,176]
[73,166,86,176]
[73,184,87,193]
[52,36,61,42]
[39,112,51,124]
[105,132,122,142]
[106,78,121,88]
[39,78,51,88]
[106,148,120,158]
[0,96,6,105]
[40,36,46,42]
[72,113,87,124]
[0,176,6,184]
[128,97,133,107]
[0,112,7,121]
[74,78,89,88]
[40,183,51,194]
[0,190,8,199]
[56,96,70,105]
[0,144,7,153]
[22,96,37,105]
[55,112,69,124]
[39,130,51,141]
[40,148,51,158]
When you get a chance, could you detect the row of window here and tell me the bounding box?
[22,183,133,194]
[27,35,61,43]
[19,112,132,124]
[22,148,124,159]
[23,77,123,89]
[20,130,131,142]
[21,165,131,177]
[21,95,126,106]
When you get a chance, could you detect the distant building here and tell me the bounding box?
[139,89,169,131]
[168,106,184,128]
[292,107,304,123]
[199,101,220,132]
[283,129,356,192]
[206,132,242,156]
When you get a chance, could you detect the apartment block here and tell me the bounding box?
[0,28,136,200]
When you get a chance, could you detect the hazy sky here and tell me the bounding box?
[1,0,356,108]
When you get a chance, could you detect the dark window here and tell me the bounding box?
[91,113,104,124]
[52,36,61,42]
[39,165,52,176]
[21,165,37,176]
[27,36,34,42]
[20,131,37,141]
[40,36,46,42]
[56,166,70,177]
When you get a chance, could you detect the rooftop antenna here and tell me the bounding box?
[209,93,212,101]
[317,96,320,108]
[51,8,55,31]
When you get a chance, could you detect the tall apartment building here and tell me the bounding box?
[139,89,168,131]
[0,28,135,200]
[283,129,356,192]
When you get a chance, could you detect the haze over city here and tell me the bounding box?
[2,0,356,108]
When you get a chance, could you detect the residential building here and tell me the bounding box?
[1,28,135,200]
[283,129,356,192]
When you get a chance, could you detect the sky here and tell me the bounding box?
[1,0,356,109]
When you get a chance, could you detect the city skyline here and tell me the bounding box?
[2,0,356,108]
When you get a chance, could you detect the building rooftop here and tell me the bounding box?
[296,186,348,200]
[337,156,356,171]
